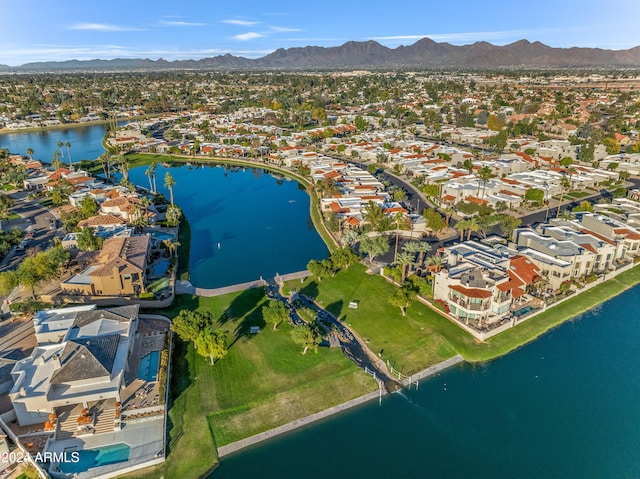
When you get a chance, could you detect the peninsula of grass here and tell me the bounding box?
[128,290,375,479]
[284,262,640,367]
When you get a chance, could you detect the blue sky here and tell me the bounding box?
[1,0,639,65]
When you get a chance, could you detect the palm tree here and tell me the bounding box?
[427,255,444,273]
[99,153,112,179]
[454,219,470,242]
[415,242,432,269]
[145,165,155,193]
[477,166,493,199]
[145,162,157,194]
[559,210,574,220]
[65,141,72,167]
[392,212,406,263]
[395,251,413,283]
[164,172,176,206]
[556,176,571,217]
[57,141,65,161]
[402,241,421,275]
[466,217,480,241]
[162,239,180,258]
[114,155,129,182]
[26,148,34,162]
[51,151,62,174]
[443,207,455,226]
[362,200,384,232]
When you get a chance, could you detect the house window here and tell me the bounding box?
[124,274,131,280]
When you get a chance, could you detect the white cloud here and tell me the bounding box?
[233,32,265,41]
[159,20,207,27]
[69,23,144,32]
[222,20,260,27]
[270,26,301,33]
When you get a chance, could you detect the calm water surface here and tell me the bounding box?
[213,287,640,479]
[0,124,107,163]
[128,164,329,288]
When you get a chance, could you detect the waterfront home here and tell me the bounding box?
[61,235,150,297]
[575,213,640,258]
[9,305,139,426]
[513,228,597,279]
[433,241,516,327]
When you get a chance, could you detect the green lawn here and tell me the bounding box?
[284,263,640,367]
[126,290,375,479]
[284,264,460,373]
[566,190,590,199]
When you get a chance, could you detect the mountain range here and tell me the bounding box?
[2,38,640,71]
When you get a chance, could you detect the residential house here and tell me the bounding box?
[9,305,139,426]
[61,235,151,297]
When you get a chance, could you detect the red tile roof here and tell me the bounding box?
[449,284,492,299]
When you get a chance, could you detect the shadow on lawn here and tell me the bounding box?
[219,287,267,347]
[299,280,319,300]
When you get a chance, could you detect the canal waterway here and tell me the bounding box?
[127,164,329,289]
[0,124,107,163]
[212,286,640,479]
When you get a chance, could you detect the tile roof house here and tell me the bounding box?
[61,235,151,297]
[9,305,138,426]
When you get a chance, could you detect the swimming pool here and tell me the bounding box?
[152,260,170,277]
[513,305,536,317]
[138,350,160,382]
[58,443,130,474]
[151,231,175,242]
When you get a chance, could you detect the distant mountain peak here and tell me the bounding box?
[2,38,639,71]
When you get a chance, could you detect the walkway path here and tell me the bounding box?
[176,270,312,298]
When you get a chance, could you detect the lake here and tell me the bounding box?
[212,286,640,479]
[0,124,107,164]
[127,164,329,289]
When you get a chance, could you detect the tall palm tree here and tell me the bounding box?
[362,200,384,232]
[455,219,470,242]
[393,212,405,263]
[556,176,571,217]
[164,172,176,206]
[57,141,65,161]
[443,207,455,226]
[114,155,128,182]
[416,242,432,269]
[163,239,180,258]
[427,255,444,273]
[26,148,34,162]
[395,251,413,283]
[99,153,112,179]
[145,162,157,194]
[402,241,421,275]
[477,166,493,199]
[466,217,480,241]
[65,141,72,167]
[145,165,155,193]
[51,151,62,174]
